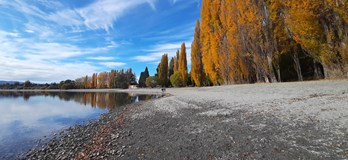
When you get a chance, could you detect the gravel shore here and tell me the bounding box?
[22,80,348,159]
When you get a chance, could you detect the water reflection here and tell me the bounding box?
[0,91,157,159]
[0,91,157,110]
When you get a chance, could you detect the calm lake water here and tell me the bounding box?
[0,91,157,159]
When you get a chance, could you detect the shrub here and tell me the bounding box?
[170,72,183,87]
[146,76,159,88]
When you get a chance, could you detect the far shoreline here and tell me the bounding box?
[0,88,166,95]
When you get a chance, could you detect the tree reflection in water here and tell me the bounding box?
[0,91,158,110]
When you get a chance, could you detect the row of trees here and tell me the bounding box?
[188,0,348,86]
[150,0,347,87]
[77,68,137,89]
[149,43,191,88]
[4,0,347,90]
[0,68,137,90]
[0,80,80,90]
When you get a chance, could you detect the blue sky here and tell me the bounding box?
[0,0,201,83]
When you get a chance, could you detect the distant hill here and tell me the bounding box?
[0,81,22,85]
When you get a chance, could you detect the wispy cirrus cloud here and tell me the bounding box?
[75,0,157,31]
[134,40,192,62]
[2,0,158,32]
[87,56,116,61]
[0,30,116,82]
[0,0,200,82]
[0,56,97,83]
[99,62,126,68]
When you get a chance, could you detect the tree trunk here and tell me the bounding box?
[292,52,303,81]
[256,71,261,83]
[322,64,330,79]
[277,68,281,82]
[313,60,324,80]
[313,63,320,80]
[267,55,277,83]
[264,75,270,83]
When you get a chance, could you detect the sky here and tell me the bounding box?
[0,0,201,83]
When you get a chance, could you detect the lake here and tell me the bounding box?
[0,91,157,159]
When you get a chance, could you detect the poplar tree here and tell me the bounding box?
[169,57,175,79]
[179,43,188,86]
[174,50,180,72]
[158,54,168,87]
[191,20,205,87]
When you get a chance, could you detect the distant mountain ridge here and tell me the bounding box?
[0,81,22,85]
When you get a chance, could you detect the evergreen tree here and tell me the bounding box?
[138,67,150,88]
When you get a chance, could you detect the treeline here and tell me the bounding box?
[151,0,348,87]
[4,0,347,89]
[194,0,348,85]
[76,68,137,89]
[139,43,193,88]
[0,80,64,90]
[0,68,137,90]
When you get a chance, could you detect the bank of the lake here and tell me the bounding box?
[0,91,161,160]
[23,80,348,159]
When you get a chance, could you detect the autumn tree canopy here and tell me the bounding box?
[179,43,188,86]
[191,20,205,87]
[158,54,169,87]
[197,0,347,85]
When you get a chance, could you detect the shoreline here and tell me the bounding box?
[20,80,348,159]
[20,98,160,160]
[0,88,165,95]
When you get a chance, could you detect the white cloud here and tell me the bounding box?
[87,56,116,61]
[24,29,34,33]
[3,0,158,32]
[0,30,117,82]
[134,52,164,62]
[134,40,192,62]
[0,0,198,82]
[43,0,156,31]
[0,56,98,83]
[0,32,117,61]
[146,42,182,52]
[5,0,47,20]
[99,62,126,68]
[47,9,83,27]
[77,0,157,31]
[37,0,64,10]
[25,22,55,38]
